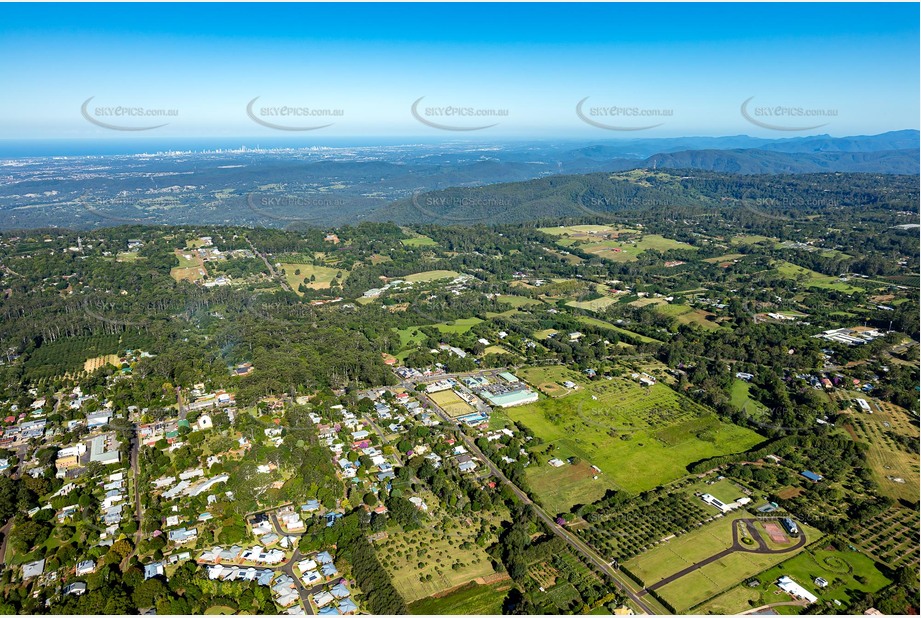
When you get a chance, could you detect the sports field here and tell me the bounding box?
[428,389,475,417]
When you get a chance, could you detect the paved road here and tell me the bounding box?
[130,417,143,548]
[362,415,403,466]
[412,376,661,615]
[246,237,290,293]
[643,518,808,594]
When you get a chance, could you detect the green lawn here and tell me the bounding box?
[625,514,743,584]
[539,226,694,263]
[408,580,511,615]
[714,548,893,613]
[507,367,763,508]
[404,269,461,282]
[279,263,345,292]
[640,518,824,612]
[434,317,483,334]
[694,585,761,614]
[773,261,862,293]
[574,316,663,344]
[730,379,770,417]
[684,478,748,505]
[655,549,806,612]
[655,303,720,330]
[401,235,438,247]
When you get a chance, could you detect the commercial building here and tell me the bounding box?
[480,388,538,408]
[777,576,817,603]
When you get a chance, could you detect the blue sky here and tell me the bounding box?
[0,3,917,139]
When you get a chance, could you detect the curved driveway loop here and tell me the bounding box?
[640,518,807,594]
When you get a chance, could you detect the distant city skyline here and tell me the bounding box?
[0,3,918,140]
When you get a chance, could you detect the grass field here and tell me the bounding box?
[376,511,503,604]
[539,224,633,236]
[574,316,663,344]
[401,235,438,247]
[654,546,813,612]
[628,296,667,308]
[434,317,483,334]
[115,251,142,263]
[525,457,615,515]
[731,234,775,246]
[684,477,748,505]
[730,379,770,418]
[566,297,618,312]
[482,345,517,358]
[579,235,695,263]
[506,367,762,509]
[279,263,345,292]
[171,249,207,282]
[518,366,580,398]
[539,225,694,262]
[654,303,719,330]
[625,514,744,584]
[702,253,745,264]
[693,585,761,614]
[633,516,823,612]
[404,270,461,282]
[725,548,892,611]
[846,404,919,503]
[497,295,543,308]
[428,389,475,417]
[773,261,862,293]
[394,326,427,348]
[408,580,511,615]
